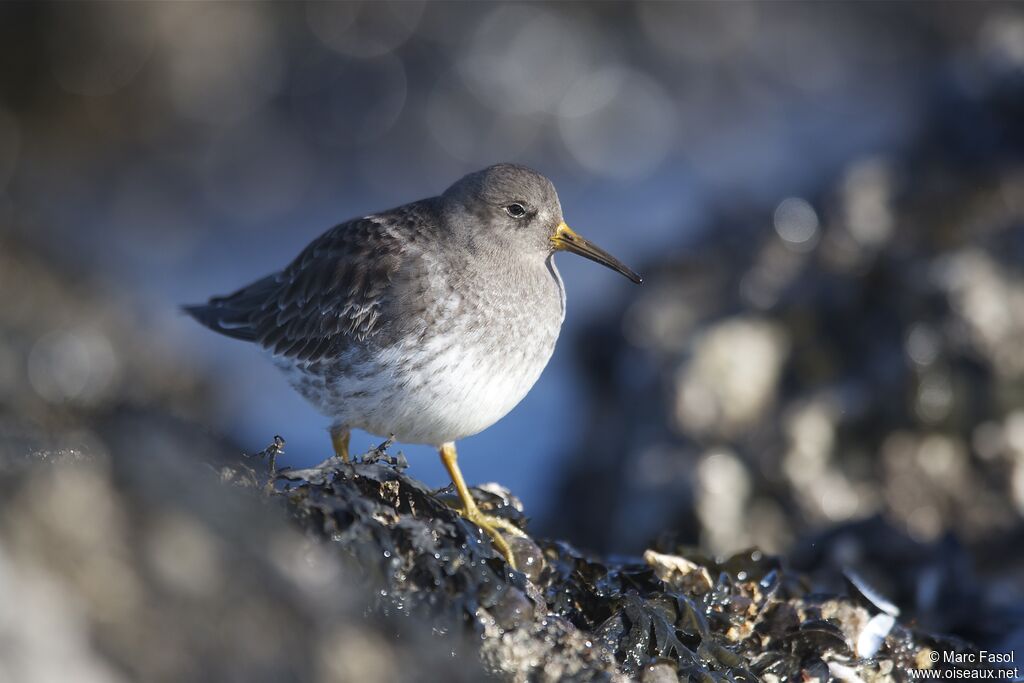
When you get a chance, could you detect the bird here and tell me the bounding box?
[184,163,641,568]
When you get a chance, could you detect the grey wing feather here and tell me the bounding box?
[184,209,427,362]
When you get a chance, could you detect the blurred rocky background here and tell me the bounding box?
[546,1,1024,657]
[2,1,1024,680]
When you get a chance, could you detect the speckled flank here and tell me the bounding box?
[276,251,565,444]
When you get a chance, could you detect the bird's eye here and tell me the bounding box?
[505,203,527,218]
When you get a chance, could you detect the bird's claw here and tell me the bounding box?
[458,505,526,569]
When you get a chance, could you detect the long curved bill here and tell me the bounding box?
[550,222,642,284]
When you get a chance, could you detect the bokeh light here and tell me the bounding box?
[306,1,424,59]
[559,67,676,179]
[160,4,286,124]
[772,197,819,251]
[47,3,153,97]
[459,5,597,117]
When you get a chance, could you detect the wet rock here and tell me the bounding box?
[643,549,713,596]
[228,442,993,681]
[0,442,484,683]
[640,661,678,683]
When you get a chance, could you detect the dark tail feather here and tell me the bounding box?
[182,274,280,342]
[181,303,258,341]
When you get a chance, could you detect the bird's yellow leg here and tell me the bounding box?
[330,426,350,463]
[439,442,524,569]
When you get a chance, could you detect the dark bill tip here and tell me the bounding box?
[552,222,643,284]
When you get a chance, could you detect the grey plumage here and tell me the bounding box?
[185,163,639,446]
[184,207,428,361]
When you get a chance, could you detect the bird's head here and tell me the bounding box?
[441,163,642,284]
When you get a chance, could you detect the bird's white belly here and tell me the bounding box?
[277,324,559,445]
[278,256,566,446]
[364,335,555,443]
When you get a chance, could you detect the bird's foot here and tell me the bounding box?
[458,501,526,569]
[438,441,527,570]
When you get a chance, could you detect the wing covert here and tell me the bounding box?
[251,216,408,362]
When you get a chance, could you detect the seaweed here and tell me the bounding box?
[229,439,994,682]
